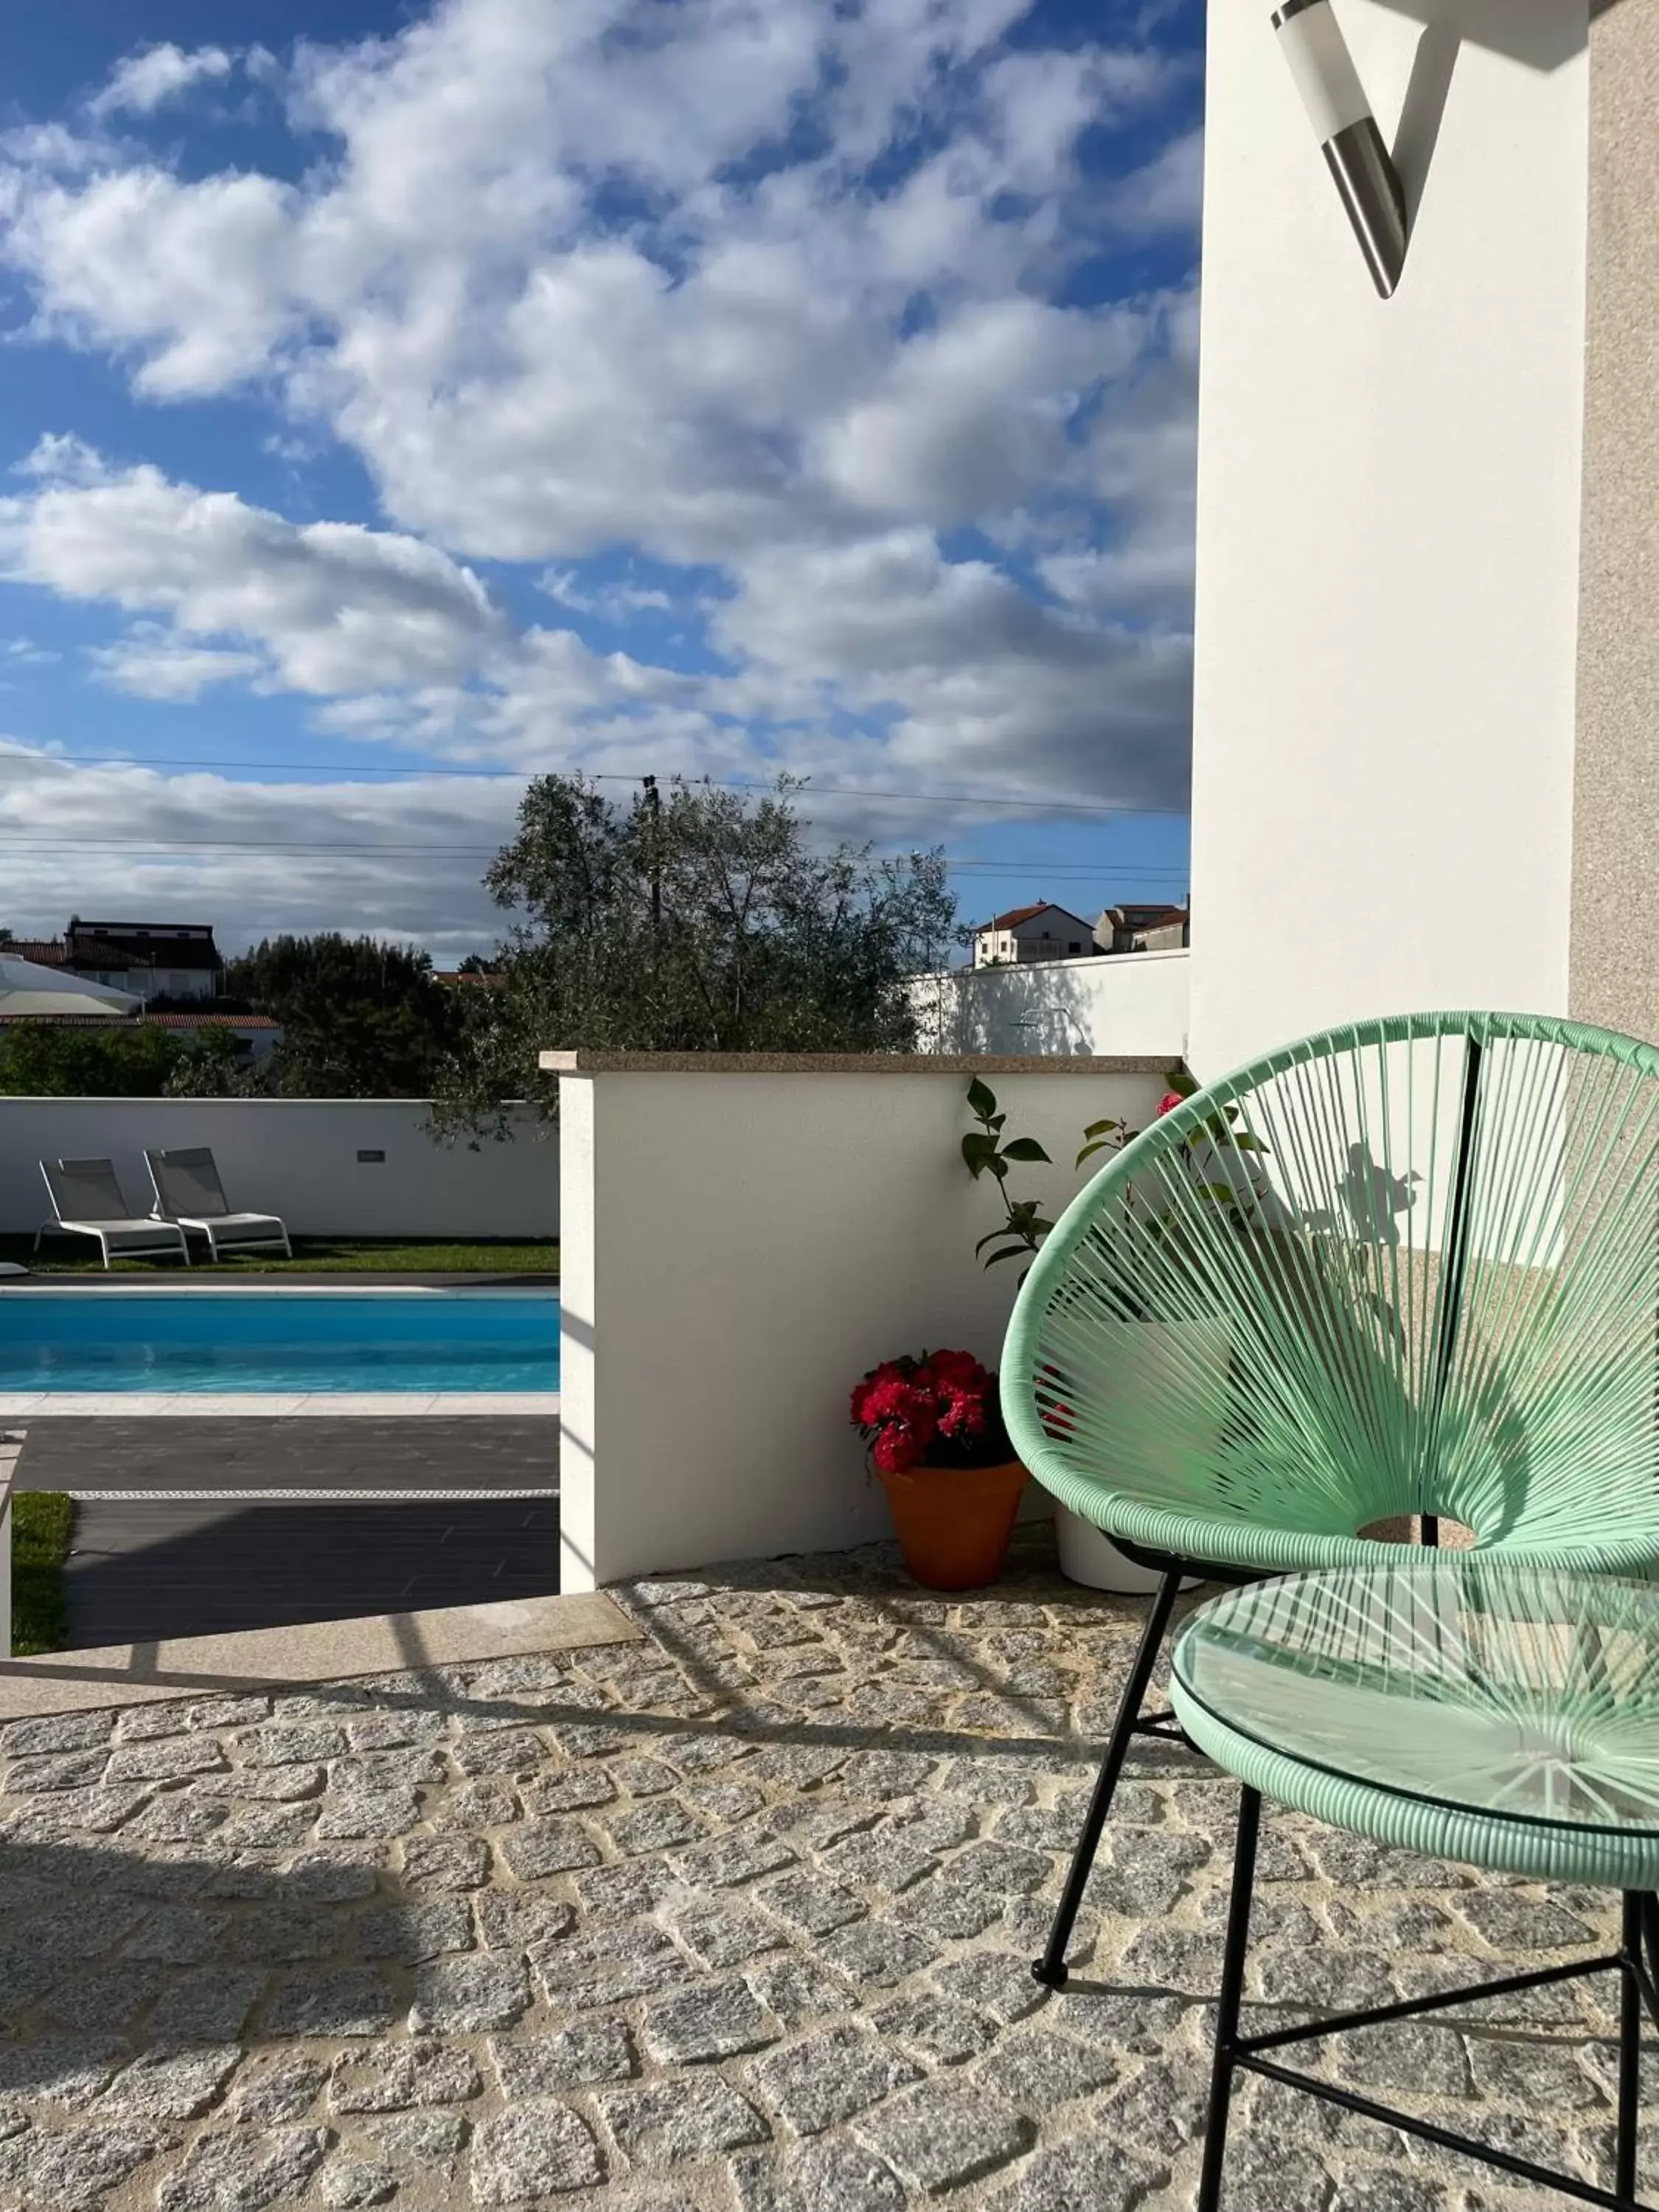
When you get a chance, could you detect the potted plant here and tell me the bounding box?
[962,1077,1250,1594]
[850,1349,1028,1590]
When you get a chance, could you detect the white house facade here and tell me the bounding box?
[971,902,1099,970]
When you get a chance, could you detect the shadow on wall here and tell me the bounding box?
[925,963,1111,1057]
[1371,0,1600,73]
[1393,18,1461,224]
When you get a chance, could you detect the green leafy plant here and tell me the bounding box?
[961,1077,1057,1274]
[963,1072,1277,1282]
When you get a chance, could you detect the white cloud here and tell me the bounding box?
[89,44,234,122]
[0,0,1203,914]
[10,170,302,397]
[86,630,267,701]
[713,529,1191,810]
[1,442,504,696]
[0,742,517,956]
[813,296,1138,526]
[540,571,674,622]
[1110,125,1204,236]
[0,0,1195,548]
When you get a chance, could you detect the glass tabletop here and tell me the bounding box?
[1172,1559,1659,1838]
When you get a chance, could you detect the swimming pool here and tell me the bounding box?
[0,1290,560,1394]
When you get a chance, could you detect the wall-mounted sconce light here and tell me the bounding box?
[1272,0,1407,299]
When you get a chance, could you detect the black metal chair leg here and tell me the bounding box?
[1641,1895,1659,2027]
[1032,1567,1183,1991]
[1197,1787,1262,2212]
[1620,1893,1643,2204]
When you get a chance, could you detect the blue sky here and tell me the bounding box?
[0,0,1201,958]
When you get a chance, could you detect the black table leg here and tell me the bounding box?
[1621,1893,1644,2204]
[1197,1786,1262,2212]
[1032,1568,1183,1990]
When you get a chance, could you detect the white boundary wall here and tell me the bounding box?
[554,1057,1174,1590]
[1188,1,1587,1077]
[0,1099,556,1240]
[910,950,1189,1058]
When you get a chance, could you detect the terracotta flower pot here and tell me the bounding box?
[876,1457,1029,1591]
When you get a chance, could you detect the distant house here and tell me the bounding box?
[64,919,225,1001]
[9,920,226,1002]
[1095,903,1190,955]
[971,902,1098,970]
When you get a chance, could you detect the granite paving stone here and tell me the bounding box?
[408,1952,532,2033]
[641,1978,780,2065]
[228,2056,329,2126]
[491,2020,637,2098]
[730,2135,907,2211]
[104,2044,244,2121]
[320,2154,400,2207]
[358,1897,476,1961]
[471,2101,606,2199]
[157,2124,329,2212]
[0,1526,1634,2212]
[39,1961,169,2031]
[597,2075,771,2163]
[747,2025,922,2135]
[328,2039,484,2112]
[263,1969,400,2038]
[857,2077,1034,2192]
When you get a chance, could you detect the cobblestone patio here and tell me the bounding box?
[0,1527,1641,2211]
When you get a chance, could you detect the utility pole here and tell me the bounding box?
[642,775,662,933]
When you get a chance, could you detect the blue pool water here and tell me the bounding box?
[0,1292,560,1394]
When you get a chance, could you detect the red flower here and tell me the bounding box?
[1156,1091,1186,1117]
[849,1360,907,1426]
[873,1426,924,1474]
[850,1348,1008,1472]
[937,1388,987,1441]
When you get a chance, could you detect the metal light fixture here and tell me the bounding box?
[1272,0,1407,299]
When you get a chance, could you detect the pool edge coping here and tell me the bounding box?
[0,1393,563,1419]
[0,1283,558,1296]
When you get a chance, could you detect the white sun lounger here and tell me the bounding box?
[37,1158,191,1269]
[145,1146,293,1262]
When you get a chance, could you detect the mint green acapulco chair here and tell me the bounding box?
[1001,1011,1659,1991]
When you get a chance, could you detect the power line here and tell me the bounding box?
[0,751,1190,820]
[0,835,1189,880]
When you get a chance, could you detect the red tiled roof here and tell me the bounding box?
[3,940,68,967]
[146,1013,279,1030]
[1107,903,1188,927]
[980,902,1095,934]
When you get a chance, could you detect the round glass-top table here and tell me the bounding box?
[1166,1558,1659,2212]
[1171,1556,1659,1891]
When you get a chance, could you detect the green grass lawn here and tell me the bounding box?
[0,1237,558,1276]
[12,1492,74,1655]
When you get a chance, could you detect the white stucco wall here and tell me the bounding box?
[911,950,1189,1059]
[1188,1,1587,1079]
[556,1062,1175,1589]
[0,1099,556,1239]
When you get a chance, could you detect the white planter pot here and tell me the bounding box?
[1055,1508,1172,1593]
[1050,1316,1225,1593]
